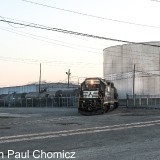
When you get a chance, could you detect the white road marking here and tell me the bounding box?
[5,116,78,126]
[0,113,40,118]
[0,119,160,144]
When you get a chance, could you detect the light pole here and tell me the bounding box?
[39,63,41,93]
[133,64,136,106]
[66,69,71,88]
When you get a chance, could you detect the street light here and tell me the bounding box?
[66,69,71,88]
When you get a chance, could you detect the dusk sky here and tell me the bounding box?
[0,0,160,87]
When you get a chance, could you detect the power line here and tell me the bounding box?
[105,69,160,81]
[0,26,102,54]
[1,16,160,66]
[0,16,112,47]
[20,0,160,29]
[1,25,160,63]
[2,23,160,62]
[0,56,102,67]
[0,16,26,28]
[1,26,159,65]
[0,24,101,51]
[1,17,160,48]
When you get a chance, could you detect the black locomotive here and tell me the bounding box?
[78,77,118,115]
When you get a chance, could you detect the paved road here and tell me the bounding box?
[1,107,160,160]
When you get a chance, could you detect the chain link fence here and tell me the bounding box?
[126,95,160,108]
[1,94,160,109]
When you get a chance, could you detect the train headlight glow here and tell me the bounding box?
[90,80,94,85]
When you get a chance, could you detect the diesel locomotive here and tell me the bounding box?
[78,77,118,115]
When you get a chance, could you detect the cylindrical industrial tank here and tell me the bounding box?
[103,42,160,99]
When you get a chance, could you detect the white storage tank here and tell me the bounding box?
[103,42,160,99]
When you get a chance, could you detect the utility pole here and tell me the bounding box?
[66,69,71,88]
[39,63,41,93]
[133,64,136,106]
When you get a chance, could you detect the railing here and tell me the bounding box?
[126,94,160,108]
[0,97,79,108]
[2,95,159,109]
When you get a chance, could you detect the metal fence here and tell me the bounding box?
[1,95,160,109]
[0,97,79,108]
[126,95,160,108]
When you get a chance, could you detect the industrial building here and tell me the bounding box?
[103,42,160,99]
[0,82,79,95]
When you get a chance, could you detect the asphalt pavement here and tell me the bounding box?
[1,107,160,160]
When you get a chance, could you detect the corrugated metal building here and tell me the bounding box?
[103,42,160,99]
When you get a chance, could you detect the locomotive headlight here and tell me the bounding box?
[90,80,94,85]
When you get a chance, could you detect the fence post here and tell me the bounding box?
[32,98,33,107]
[21,99,22,107]
[133,94,136,107]
[52,98,53,107]
[139,96,141,106]
[147,97,149,106]
[39,98,41,107]
[46,98,47,107]
[14,99,15,107]
[67,97,68,107]
[126,94,129,108]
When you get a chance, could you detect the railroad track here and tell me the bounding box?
[0,119,160,144]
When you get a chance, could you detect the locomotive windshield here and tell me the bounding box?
[83,79,100,90]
